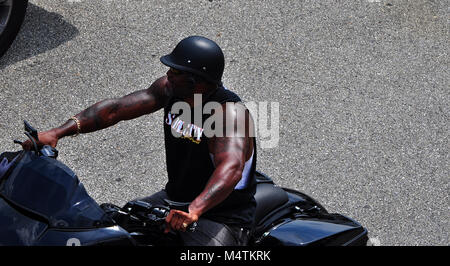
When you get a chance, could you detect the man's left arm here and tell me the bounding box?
[165,103,253,232]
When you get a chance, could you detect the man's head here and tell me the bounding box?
[161,36,224,99]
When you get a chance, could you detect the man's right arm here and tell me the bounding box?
[23,77,170,149]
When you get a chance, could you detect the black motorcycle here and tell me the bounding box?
[0,121,368,246]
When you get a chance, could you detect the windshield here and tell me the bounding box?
[0,151,110,228]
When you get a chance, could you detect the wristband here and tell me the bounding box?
[69,116,81,137]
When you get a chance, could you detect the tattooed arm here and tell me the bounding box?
[21,77,170,150]
[190,103,254,216]
[165,103,255,232]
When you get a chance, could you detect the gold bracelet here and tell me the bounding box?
[69,116,81,137]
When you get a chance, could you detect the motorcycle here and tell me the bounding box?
[0,121,368,246]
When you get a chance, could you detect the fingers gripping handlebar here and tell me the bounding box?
[14,120,58,158]
[101,200,197,233]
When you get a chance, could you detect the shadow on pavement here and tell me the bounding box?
[0,3,79,69]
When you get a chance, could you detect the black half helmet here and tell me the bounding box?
[160,36,225,85]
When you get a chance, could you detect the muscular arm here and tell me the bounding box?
[54,77,170,139]
[164,102,255,232]
[21,77,170,150]
[188,103,255,218]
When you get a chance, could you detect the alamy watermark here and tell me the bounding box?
[166,94,279,149]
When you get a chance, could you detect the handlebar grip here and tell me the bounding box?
[24,120,38,140]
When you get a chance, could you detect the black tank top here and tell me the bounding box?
[163,86,257,228]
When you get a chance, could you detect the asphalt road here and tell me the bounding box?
[0,0,448,246]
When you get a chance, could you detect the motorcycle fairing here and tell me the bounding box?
[0,151,112,229]
[0,197,48,245]
[36,226,135,246]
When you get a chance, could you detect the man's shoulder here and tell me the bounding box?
[212,85,242,104]
[148,76,171,101]
[150,76,169,92]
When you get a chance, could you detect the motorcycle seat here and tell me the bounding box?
[253,179,289,225]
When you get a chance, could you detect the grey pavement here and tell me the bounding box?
[0,0,448,245]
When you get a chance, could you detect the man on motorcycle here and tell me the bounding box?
[22,36,257,246]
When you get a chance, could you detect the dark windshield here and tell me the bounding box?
[0,151,111,228]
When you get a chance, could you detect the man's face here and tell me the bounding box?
[166,68,195,99]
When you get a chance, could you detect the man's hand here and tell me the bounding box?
[21,130,59,151]
[164,209,199,233]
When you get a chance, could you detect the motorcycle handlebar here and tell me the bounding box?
[14,120,58,159]
[112,200,197,233]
